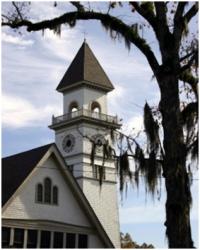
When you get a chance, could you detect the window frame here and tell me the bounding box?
[35,177,58,206]
[91,101,101,113]
[69,101,79,113]
[52,186,58,205]
[35,183,43,203]
[44,177,52,204]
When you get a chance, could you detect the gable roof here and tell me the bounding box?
[2,143,53,206]
[2,143,114,248]
[56,41,114,92]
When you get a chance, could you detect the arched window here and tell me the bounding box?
[69,101,78,113]
[36,183,43,202]
[44,177,51,203]
[35,178,58,205]
[91,101,101,113]
[91,101,101,119]
[69,101,79,118]
[53,186,58,205]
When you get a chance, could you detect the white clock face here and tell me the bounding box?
[62,134,75,153]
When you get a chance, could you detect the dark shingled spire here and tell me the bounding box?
[56,41,114,92]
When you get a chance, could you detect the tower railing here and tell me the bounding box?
[52,109,118,125]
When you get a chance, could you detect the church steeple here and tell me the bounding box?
[56,41,114,92]
[50,42,121,248]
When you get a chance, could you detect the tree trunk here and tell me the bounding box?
[159,73,194,248]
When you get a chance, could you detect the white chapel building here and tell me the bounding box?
[2,41,121,248]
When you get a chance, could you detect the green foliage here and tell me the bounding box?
[121,232,154,248]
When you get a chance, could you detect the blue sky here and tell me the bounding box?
[1,2,199,248]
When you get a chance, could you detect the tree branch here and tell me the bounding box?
[184,2,198,24]
[2,10,160,75]
[129,2,156,29]
[12,2,24,20]
[174,2,187,23]
[179,71,198,99]
[180,53,197,72]
[2,14,13,22]
[173,2,187,45]
[179,50,197,63]
[70,2,85,12]
[154,2,168,29]
[152,2,173,62]
[173,3,198,50]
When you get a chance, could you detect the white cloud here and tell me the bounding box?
[127,115,144,132]
[39,28,83,61]
[2,94,59,128]
[2,32,34,46]
[108,84,125,115]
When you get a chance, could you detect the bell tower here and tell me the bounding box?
[49,41,121,248]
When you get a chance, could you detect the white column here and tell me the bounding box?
[37,230,41,248]
[23,229,28,248]
[10,228,14,247]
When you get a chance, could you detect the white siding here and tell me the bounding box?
[3,156,90,227]
[55,85,120,248]
[83,179,120,248]
[89,234,106,248]
[63,86,107,114]
[63,88,84,114]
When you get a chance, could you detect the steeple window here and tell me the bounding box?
[91,101,101,113]
[91,101,101,119]
[69,101,78,112]
[69,101,79,118]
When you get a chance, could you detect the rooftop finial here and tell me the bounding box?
[82,30,88,43]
